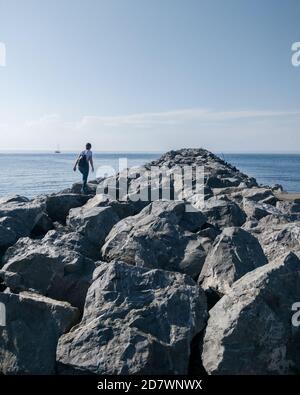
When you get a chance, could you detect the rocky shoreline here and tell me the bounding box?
[0,148,300,374]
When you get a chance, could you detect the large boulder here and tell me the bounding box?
[202,252,300,374]
[0,234,96,310]
[57,261,207,375]
[200,197,246,229]
[0,198,46,254]
[0,198,45,234]
[242,198,284,221]
[67,206,120,252]
[232,187,278,205]
[101,200,208,278]
[41,228,101,260]
[82,193,147,219]
[0,291,79,374]
[199,227,268,295]
[45,193,91,223]
[253,219,300,261]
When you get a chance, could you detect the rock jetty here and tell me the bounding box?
[0,148,300,375]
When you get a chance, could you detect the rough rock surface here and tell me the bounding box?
[82,193,147,219]
[147,149,257,190]
[45,193,91,223]
[0,198,46,252]
[57,261,207,375]
[0,291,79,374]
[0,234,96,309]
[67,205,120,252]
[69,182,97,195]
[1,148,300,376]
[251,218,300,261]
[276,200,300,221]
[202,252,300,375]
[199,227,268,295]
[0,195,30,205]
[232,187,278,204]
[41,228,101,260]
[201,196,247,229]
[102,200,208,277]
[242,198,283,221]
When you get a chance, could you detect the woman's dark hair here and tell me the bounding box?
[86,143,92,150]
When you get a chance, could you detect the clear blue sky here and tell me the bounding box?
[0,0,300,152]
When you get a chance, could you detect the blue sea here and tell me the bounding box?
[0,152,299,198]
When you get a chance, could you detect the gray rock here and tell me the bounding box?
[102,200,208,277]
[242,218,260,231]
[31,212,54,236]
[276,201,300,221]
[254,220,300,261]
[242,198,283,221]
[206,176,241,188]
[0,219,17,255]
[0,235,96,310]
[42,228,100,260]
[57,261,207,375]
[0,199,46,253]
[83,193,146,219]
[234,187,277,204]
[272,184,284,192]
[147,149,257,189]
[0,291,79,374]
[202,252,300,375]
[2,148,299,375]
[67,206,120,251]
[201,197,246,229]
[70,182,97,195]
[199,227,268,295]
[91,149,257,214]
[0,199,45,233]
[261,195,278,206]
[212,186,248,197]
[0,195,29,205]
[96,149,256,207]
[45,193,91,223]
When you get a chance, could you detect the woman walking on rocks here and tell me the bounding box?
[73,143,95,193]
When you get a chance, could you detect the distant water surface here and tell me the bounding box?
[0,152,299,198]
[223,153,300,194]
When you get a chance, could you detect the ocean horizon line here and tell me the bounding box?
[1,150,300,155]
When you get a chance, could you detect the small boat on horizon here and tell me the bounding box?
[54,145,61,154]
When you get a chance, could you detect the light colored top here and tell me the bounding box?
[80,150,93,162]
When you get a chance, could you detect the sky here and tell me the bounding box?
[0,0,300,153]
